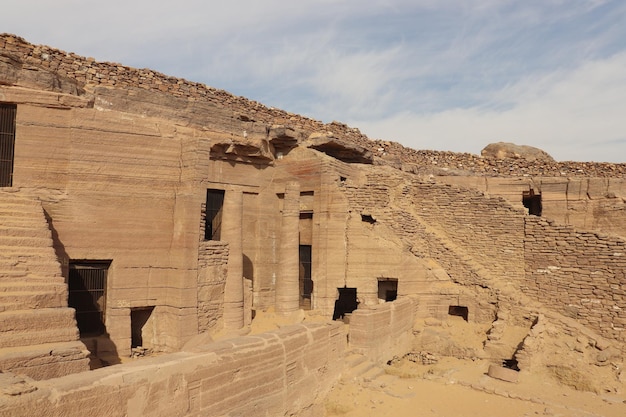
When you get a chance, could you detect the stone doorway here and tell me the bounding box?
[522,190,542,216]
[0,103,17,187]
[68,261,110,336]
[299,245,313,310]
[131,306,155,349]
[332,287,358,320]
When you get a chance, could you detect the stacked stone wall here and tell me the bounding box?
[348,297,416,363]
[0,323,347,417]
[412,182,527,282]
[197,242,229,333]
[524,217,626,343]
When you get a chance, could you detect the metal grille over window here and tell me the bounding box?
[299,245,313,309]
[205,189,225,240]
[68,262,110,336]
[0,103,17,187]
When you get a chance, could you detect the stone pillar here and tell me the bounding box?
[222,189,244,330]
[276,182,300,315]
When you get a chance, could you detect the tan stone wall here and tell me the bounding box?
[340,167,526,289]
[197,242,229,333]
[524,217,626,343]
[411,182,527,284]
[2,88,208,354]
[438,176,626,238]
[0,323,347,417]
[348,297,417,363]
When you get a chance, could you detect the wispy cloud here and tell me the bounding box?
[2,0,626,161]
[353,51,626,162]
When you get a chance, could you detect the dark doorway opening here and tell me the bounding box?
[378,278,398,302]
[299,245,313,310]
[361,214,376,224]
[522,190,542,216]
[68,261,110,336]
[448,305,469,322]
[0,103,17,187]
[131,306,154,348]
[332,287,358,320]
[205,189,225,240]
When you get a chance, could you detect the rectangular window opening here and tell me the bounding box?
[0,103,17,187]
[377,278,398,302]
[69,261,111,336]
[205,189,225,240]
[131,306,155,349]
[299,245,313,310]
[522,190,542,216]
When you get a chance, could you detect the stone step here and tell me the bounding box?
[361,365,385,382]
[0,235,54,247]
[0,290,66,311]
[0,208,45,220]
[344,352,368,368]
[0,326,80,350]
[0,225,50,238]
[0,194,42,204]
[341,355,378,382]
[0,260,62,276]
[0,245,56,255]
[0,340,89,380]
[0,270,61,280]
[0,308,79,348]
[0,281,67,293]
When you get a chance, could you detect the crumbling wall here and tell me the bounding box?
[439,176,626,239]
[0,323,347,417]
[524,217,626,343]
[412,182,527,283]
[197,242,229,334]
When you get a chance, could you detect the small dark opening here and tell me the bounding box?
[332,287,358,320]
[378,278,398,302]
[340,176,347,182]
[131,306,154,348]
[300,211,313,220]
[502,359,520,371]
[522,190,542,216]
[361,214,376,224]
[448,305,469,321]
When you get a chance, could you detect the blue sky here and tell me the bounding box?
[3,0,626,162]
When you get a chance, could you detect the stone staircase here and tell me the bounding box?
[341,352,386,383]
[0,188,89,380]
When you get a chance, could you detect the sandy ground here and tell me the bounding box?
[324,356,626,417]
[323,315,626,417]
[215,310,626,416]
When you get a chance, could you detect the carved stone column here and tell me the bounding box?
[222,189,244,330]
[276,182,300,315]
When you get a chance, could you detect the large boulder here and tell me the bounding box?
[481,142,554,162]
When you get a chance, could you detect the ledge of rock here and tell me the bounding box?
[210,137,274,163]
[305,132,373,164]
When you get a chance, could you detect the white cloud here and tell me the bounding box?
[353,52,626,162]
[2,0,626,162]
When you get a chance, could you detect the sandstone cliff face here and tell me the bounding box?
[1,33,625,402]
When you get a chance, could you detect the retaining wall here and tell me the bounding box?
[348,297,417,363]
[0,322,347,417]
[524,217,626,343]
